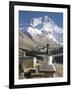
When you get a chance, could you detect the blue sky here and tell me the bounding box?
[19,10,63,29]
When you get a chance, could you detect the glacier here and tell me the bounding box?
[20,16,63,47]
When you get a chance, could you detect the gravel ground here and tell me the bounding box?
[54,63,63,77]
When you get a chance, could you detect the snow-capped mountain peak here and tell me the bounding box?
[20,16,63,47]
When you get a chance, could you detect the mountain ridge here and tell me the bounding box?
[19,16,63,48]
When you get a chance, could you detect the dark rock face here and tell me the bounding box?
[53,56,63,64]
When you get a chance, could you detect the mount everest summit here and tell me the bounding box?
[20,16,63,48]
